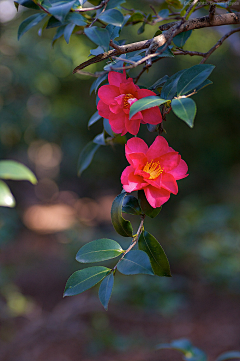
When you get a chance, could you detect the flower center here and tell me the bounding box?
[143,160,163,180]
[123,93,136,108]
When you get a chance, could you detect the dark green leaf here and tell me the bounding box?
[46,16,62,29]
[216,352,240,361]
[64,23,75,43]
[78,141,100,176]
[99,273,114,310]
[103,118,114,137]
[161,69,185,100]
[16,0,40,9]
[129,96,168,120]
[117,250,154,275]
[18,13,47,40]
[0,160,37,184]
[64,266,110,296]
[85,26,110,51]
[111,192,133,237]
[137,22,145,35]
[88,111,102,127]
[106,24,121,40]
[98,9,124,27]
[0,180,15,208]
[90,73,108,94]
[156,45,174,58]
[48,0,75,22]
[171,98,197,128]
[76,238,123,263]
[177,64,215,96]
[66,12,86,26]
[52,25,66,44]
[149,75,169,90]
[193,79,212,93]
[138,190,162,218]
[173,30,192,47]
[158,9,169,17]
[127,12,145,23]
[90,46,104,56]
[93,132,106,145]
[139,231,171,276]
[122,195,142,215]
[106,0,125,10]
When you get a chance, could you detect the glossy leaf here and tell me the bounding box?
[64,23,75,43]
[0,160,37,184]
[85,26,110,51]
[90,46,104,56]
[88,111,102,127]
[64,266,110,296]
[0,181,15,208]
[106,0,126,10]
[129,96,168,120]
[173,30,192,47]
[177,64,215,96]
[161,69,185,100]
[52,25,66,44]
[93,132,106,145]
[78,141,100,176]
[138,190,162,218]
[139,231,171,277]
[66,12,86,26]
[90,73,108,94]
[111,192,133,237]
[216,352,240,361]
[172,98,197,128]
[103,118,114,137]
[149,75,169,90]
[16,0,40,9]
[46,16,62,28]
[48,1,75,22]
[122,195,142,215]
[117,250,154,275]
[76,239,123,263]
[98,273,114,310]
[18,13,47,40]
[106,24,121,40]
[194,79,213,93]
[98,9,124,27]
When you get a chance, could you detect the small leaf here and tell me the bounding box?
[173,30,192,48]
[85,26,110,51]
[129,96,168,120]
[117,250,154,275]
[98,9,124,27]
[0,160,37,184]
[158,9,169,18]
[122,195,142,215]
[161,69,185,100]
[88,111,102,127]
[93,132,106,145]
[18,13,47,40]
[137,22,145,35]
[0,180,15,208]
[98,273,114,310]
[216,352,240,361]
[76,239,123,263]
[48,0,75,22]
[177,64,215,96]
[103,118,114,137]
[139,231,171,276]
[64,23,75,43]
[149,75,169,90]
[111,192,133,237]
[78,141,100,176]
[171,98,197,128]
[64,266,110,297]
[138,190,162,218]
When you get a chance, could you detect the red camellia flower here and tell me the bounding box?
[121,136,188,208]
[97,71,162,136]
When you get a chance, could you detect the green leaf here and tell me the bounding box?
[138,231,171,277]
[98,273,114,310]
[90,73,108,94]
[216,352,240,361]
[18,13,47,40]
[64,266,111,296]
[117,250,154,275]
[122,195,142,215]
[111,192,133,237]
[137,22,145,35]
[149,75,169,90]
[106,24,121,40]
[103,118,114,137]
[171,98,197,128]
[88,111,102,127]
[93,132,106,145]
[157,339,207,361]
[64,23,75,43]
[52,25,66,45]
[161,69,185,100]
[85,26,110,51]
[193,79,213,93]
[0,180,15,208]
[78,141,100,176]
[0,160,37,184]
[46,16,62,29]
[16,0,40,9]
[98,9,124,27]
[177,64,215,96]
[106,0,126,10]
[76,239,123,263]
[138,190,162,218]
[66,12,86,26]
[158,9,169,18]
[173,30,192,48]
[129,96,168,120]
[48,0,75,22]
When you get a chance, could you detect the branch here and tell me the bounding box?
[73,12,240,73]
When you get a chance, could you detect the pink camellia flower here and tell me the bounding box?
[121,136,188,208]
[97,71,162,136]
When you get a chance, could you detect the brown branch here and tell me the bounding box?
[73,12,240,73]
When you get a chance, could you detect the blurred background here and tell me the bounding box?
[0,0,240,360]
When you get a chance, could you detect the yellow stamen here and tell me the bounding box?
[143,160,163,180]
[123,93,134,108]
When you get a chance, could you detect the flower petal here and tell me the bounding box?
[144,186,170,208]
[137,88,157,98]
[159,152,180,172]
[146,136,170,160]
[125,115,141,135]
[109,94,125,114]
[141,107,162,125]
[168,159,188,180]
[97,100,110,118]
[128,153,147,169]
[161,173,178,194]
[125,137,148,156]
[119,80,139,97]
[109,111,126,134]
[98,84,120,105]
[121,166,147,192]
[108,71,126,87]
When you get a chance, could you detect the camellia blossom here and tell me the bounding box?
[97,71,162,136]
[121,136,188,208]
